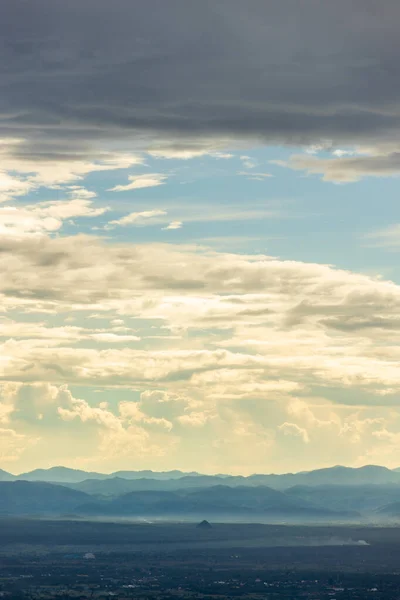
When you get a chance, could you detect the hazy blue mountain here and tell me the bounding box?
[10,464,400,489]
[69,476,212,496]
[69,478,400,515]
[0,468,15,481]
[17,467,203,483]
[286,484,400,512]
[0,481,91,515]
[67,475,247,496]
[3,479,399,519]
[18,466,109,483]
[112,470,201,480]
[247,465,400,489]
[289,465,400,487]
[376,502,400,516]
[78,485,356,520]
[69,476,150,497]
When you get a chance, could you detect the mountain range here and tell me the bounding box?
[2,467,201,483]
[3,464,400,487]
[0,465,400,521]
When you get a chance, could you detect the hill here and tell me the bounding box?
[246,465,400,489]
[286,484,400,512]
[18,467,109,483]
[0,481,91,515]
[78,485,355,520]
[2,479,400,520]
[60,466,400,497]
[0,468,15,481]
[17,467,202,484]
[376,502,400,517]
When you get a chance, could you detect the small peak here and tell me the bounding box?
[197,519,212,529]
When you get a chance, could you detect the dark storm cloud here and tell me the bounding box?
[2,0,400,158]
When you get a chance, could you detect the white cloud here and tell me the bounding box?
[177,412,211,427]
[89,333,140,343]
[162,221,182,230]
[1,236,400,471]
[106,209,167,228]
[0,192,107,238]
[278,422,310,443]
[0,140,144,199]
[240,155,257,169]
[0,172,33,203]
[238,171,273,180]
[109,173,168,192]
[146,141,236,160]
[148,149,209,160]
[0,428,34,461]
[305,144,327,155]
[332,149,355,158]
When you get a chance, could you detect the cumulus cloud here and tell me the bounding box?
[2,377,400,473]
[278,422,310,443]
[2,0,400,473]
[177,412,212,428]
[0,191,108,238]
[0,141,143,199]
[0,172,33,203]
[0,428,34,461]
[0,235,400,406]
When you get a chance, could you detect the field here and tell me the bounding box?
[2,519,400,598]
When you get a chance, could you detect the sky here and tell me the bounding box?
[1,0,400,474]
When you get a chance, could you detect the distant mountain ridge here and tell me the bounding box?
[0,481,91,514]
[0,481,356,520]
[3,464,400,489]
[0,468,15,481]
[15,467,202,483]
[77,484,354,519]
[1,475,400,521]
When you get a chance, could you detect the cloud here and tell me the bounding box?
[147,149,211,160]
[109,174,168,192]
[0,191,108,238]
[105,203,280,231]
[177,412,211,427]
[1,0,400,169]
[274,151,400,183]
[1,235,400,400]
[106,209,167,228]
[0,172,33,203]
[0,428,34,461]
[332,149,355,158]
[0,142,143,199]
[364,224,400,249]
[240,156,257,169]
[278,422,310,443]
[162,221,182,230]
[213,152,234,160]
[238,171,273,181]
[3,231,400,470]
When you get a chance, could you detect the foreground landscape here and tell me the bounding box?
[1,519,400,599]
